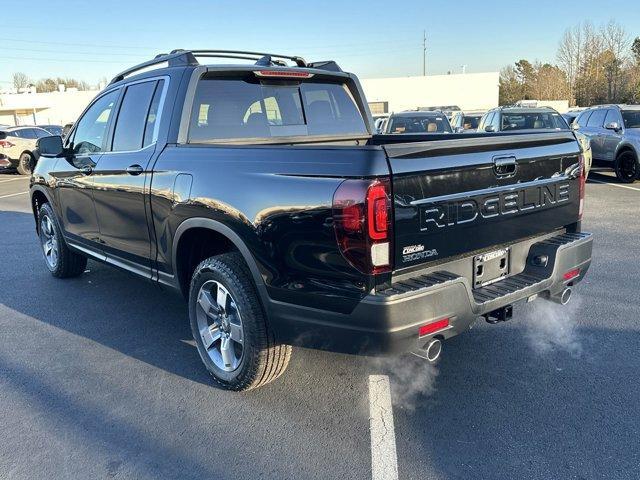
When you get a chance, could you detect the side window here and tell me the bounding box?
[481,112,493,131]
[490,112,501,130]
[22,129,37,139]
[604,109,620,126]
[33,129,50,139]
[72,90,119,154]
[478,113,488,131]
[112,80,158,152]
[576,110,592,127]
[143,80,165,148]
[586,109,607,128]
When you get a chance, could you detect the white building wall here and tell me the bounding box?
[0,90,99,126]
[361,72,500,113]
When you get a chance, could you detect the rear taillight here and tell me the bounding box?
[0,140,15,148]
[333,178,392,274]
[578,154,586,220]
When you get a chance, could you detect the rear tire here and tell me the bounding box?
[614,151,638,183]
[38,202,87,278]
[17,152,32,176]
[188,252,291,391]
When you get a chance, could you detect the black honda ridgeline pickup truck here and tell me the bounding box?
[31,50,593,390]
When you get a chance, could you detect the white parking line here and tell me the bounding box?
[588,179,640,192]
[369,375,399,480]
[0,191,28,199]
[0,177,28,184]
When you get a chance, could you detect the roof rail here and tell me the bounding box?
[109,49,312,85]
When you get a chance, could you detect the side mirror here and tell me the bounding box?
[484,125,495,133]
[605,121,620,131]
[36,135,65,158]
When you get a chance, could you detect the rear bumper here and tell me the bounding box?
[0,154,16,170]
[270,231,593,355]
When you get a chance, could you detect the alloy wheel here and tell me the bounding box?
[195,280,244,372]
[39,215,59,269]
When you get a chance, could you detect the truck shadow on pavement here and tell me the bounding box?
[1,210,638,479]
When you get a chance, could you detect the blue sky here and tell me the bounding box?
[1,0,639,87]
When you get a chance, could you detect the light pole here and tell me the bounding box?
[422,30,427,76]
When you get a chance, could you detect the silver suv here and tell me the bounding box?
[574,105,640,183]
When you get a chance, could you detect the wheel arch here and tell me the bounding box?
[30,186,54,232]
[172,218,271,310]
[615,142,638,160]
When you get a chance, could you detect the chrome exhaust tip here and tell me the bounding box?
[548,287,572,305]
[424,339,442,363]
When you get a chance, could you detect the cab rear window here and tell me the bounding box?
[387,115,451,133]
[501,112,568,131]
[188,75,368,142]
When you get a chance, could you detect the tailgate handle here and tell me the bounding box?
[493,156,517,177]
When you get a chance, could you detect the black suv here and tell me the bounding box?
[30,50,592,391]
[574,104,640,183]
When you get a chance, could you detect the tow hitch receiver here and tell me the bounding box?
[483,305,513,324]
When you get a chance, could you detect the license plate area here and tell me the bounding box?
[473,248,510,288]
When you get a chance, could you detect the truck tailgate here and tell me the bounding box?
[383,132,582,270]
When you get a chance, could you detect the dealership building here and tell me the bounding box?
[361,71,500,114]
[0,88,99,127]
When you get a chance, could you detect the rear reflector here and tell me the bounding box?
[563,268,580,281]
[254,70,314,79]
[419,318,450,337]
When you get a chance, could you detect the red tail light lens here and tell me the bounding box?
[578,154,586,220]
[367,183,388,241]
[0,140,15,148]
[333,178,392,274]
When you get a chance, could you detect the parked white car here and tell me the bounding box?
[0,126,51,175]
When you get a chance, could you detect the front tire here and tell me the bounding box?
[188,253,291,391]
[17,152,33,175]
[614,151,638,183]
[38,203,87,278]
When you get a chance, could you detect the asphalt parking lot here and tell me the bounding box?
[0,170,639,480]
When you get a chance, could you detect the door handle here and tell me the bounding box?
[126,164,144,176]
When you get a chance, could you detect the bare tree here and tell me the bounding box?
[12,72,31,91]
[557,24,583,104]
